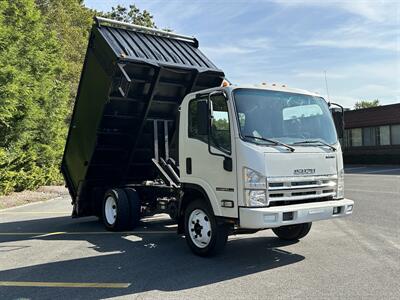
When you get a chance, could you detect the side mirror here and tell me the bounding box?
[330,103,344,139]
[196,100,209,135]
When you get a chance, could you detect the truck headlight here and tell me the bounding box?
[244,168,266,189]
[245,190,267,207]
[243,167,267,206]
[335,168,344,199]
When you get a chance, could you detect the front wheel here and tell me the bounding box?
[184,199,228,256]
[272,222,312,241]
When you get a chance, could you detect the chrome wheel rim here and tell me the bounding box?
[188,209,212,248]
[105,196,117,225]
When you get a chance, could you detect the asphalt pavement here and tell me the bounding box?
[0,165,399,299]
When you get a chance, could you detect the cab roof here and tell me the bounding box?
[227,84,323,98]
[186,83,324,101]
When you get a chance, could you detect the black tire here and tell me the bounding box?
[272,222,312,241]
[184,199,228,256]
[102,188,131,231]
[124,187,141,229]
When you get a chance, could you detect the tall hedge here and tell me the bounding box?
[0,1,158,195]
[0,0,69,193]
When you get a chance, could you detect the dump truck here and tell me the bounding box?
[62,17,354,256]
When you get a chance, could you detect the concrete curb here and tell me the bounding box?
[0,196,65,212]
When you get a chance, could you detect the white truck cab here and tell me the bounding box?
[178,84,353,255]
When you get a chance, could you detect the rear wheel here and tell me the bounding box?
[272,222,312,241]
[102,188,131,231]
[184,199,228,256]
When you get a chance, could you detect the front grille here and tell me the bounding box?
[269,182,284,188]
[269,193,284,198]
[292,181,317,186]
[292,191,316,196]
[267,175,337,206]
[268,196,334,207]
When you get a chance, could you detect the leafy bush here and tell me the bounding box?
[0,1,158,195]
[0,0,68,194]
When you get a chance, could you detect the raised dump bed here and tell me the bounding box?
[61,17,224,217]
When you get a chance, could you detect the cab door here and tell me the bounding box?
[180,92,238,218]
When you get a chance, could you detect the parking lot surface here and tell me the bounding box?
[0,166,399,299]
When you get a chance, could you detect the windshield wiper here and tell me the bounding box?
[292,140,336,151]
[244,135,295,152]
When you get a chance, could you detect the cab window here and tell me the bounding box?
[188,98,208,143]
[188,95,231,154]
[210,94,231,153]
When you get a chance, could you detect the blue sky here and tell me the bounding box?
[84,0,399,108]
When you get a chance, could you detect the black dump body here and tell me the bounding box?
[61,17,224,217]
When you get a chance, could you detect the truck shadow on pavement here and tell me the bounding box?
[0,216,304,299]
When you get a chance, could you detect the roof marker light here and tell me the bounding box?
[222,80,230,87]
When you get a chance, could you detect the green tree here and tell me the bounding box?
[35,0,94,109]
[0,1,161,195]
[100,4,156,27]
[0,0,69,194]
[36,2,160,111]
[354,99,380,109]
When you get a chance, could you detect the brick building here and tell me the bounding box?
[343,103,400,164]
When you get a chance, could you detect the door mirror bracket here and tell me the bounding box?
[330,102,344,139]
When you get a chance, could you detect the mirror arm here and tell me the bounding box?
[209,90,227,99]
[330,102,344,120]
[330,102,345,139]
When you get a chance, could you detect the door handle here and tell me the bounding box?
[186,157,192,174]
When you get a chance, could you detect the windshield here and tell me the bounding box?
[233,89,337,145]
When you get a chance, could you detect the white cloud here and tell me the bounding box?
[297,16,399,51]
[334,0,399,23]
[268,1,399,52]
[271,0,399,24]
[293,71,346,79]
[301,38,397,51]
[202,37,271,58]
[288,61,400,107]
[202,45,255,57]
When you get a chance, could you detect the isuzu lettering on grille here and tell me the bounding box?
[294,168,316,175]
